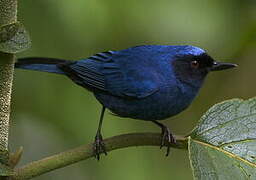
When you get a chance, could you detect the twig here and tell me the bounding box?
[0,0,17,164]
[12,133,187,180]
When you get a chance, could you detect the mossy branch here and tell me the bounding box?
[0,53,14,152]
[12,133,187,180]
[0,0,17,165]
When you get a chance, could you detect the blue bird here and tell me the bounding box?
[15,45,237,159]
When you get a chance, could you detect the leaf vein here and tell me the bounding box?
[195,112,256,137]
[219,139,256,148]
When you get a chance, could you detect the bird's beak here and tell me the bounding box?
[210,61,238,71]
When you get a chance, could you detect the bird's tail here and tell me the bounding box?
[15,57,68,74]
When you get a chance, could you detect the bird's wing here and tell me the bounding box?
[59,51,159,98]
[101,57,159,98]
[58,52,110,92]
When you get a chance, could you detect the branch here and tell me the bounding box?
[12,133,187,180]
[0,53,14,152]
[0,0,17,164]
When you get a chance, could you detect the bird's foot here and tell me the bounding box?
[93,132,107,160]
[159,125,176,156]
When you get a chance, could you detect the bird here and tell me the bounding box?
[15,45,237,160]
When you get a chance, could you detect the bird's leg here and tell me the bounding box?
[152,121,176,156]
[94,106,107,160]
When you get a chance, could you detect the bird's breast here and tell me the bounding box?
[94,85,198,120]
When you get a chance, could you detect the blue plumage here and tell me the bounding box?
[15,45,237,159]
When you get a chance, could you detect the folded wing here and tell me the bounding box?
[60,51,159,98]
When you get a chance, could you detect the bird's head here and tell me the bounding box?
[171,45,237,88]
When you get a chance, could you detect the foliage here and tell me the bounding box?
[0,22,31,53]
[189,98,256,179]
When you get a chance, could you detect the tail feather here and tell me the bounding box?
[15,57,68,74]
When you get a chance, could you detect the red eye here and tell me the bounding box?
[191,60,199,69]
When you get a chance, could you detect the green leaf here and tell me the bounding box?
[9,146,23,168]
[189,97,256,179]
[189,137,256,179]
[0,22,31,53]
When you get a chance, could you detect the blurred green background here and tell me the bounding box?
[11,0,256,179]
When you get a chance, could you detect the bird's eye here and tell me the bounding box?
[191,60,199,69]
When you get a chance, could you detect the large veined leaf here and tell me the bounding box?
[189,98,256,179]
